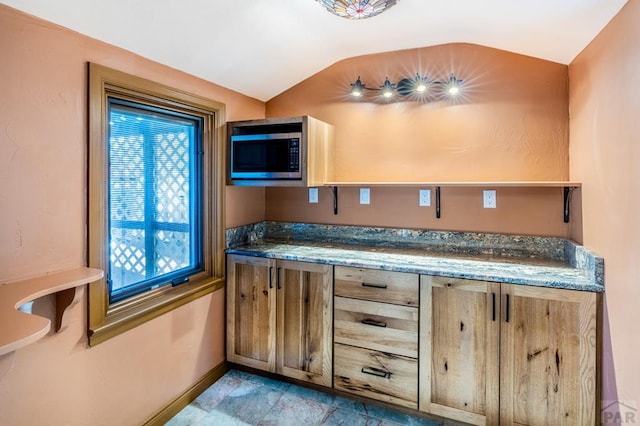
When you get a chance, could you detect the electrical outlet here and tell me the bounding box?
[419,189,431,207]
[14,229,23,250]
[360,188,370,205]
[308,187,319,203]
[483,189,497,208]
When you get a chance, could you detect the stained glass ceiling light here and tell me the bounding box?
[316,0,398,20]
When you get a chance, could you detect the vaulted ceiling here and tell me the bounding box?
[2,0,629,101]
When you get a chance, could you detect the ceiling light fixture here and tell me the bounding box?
[350,73,463,100]
[316,0,398,20]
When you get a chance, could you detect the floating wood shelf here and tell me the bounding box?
[0,267,103,356]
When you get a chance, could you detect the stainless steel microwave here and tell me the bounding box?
[229,132,302,180]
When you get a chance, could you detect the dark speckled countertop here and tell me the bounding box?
[226,222,604,293]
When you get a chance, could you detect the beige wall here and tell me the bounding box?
[266,186,571,237]
[4,0,632,423]
[226,186,265,228]
[267,43,570,182]
[265,44,573,237]
[569,0,640,411]
[0,5,264,425]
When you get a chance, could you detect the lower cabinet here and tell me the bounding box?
[226,254,333,386]
[499,284,599,425]
[420,275,599,425]
[226,257,599,425]
[333,266,420,409]
[419,276,500,425]
[334,343,418,408]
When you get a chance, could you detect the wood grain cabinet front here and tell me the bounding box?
[420,275,600,426]
[334,343,418,409]
[333,266,420,408]
[334,296,418,358]
[226,254,333,386]
[335,266,419,306]
[499,284,599,426]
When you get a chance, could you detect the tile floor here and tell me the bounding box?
[166,369,445,425]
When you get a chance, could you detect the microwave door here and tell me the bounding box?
[231,134,301,179]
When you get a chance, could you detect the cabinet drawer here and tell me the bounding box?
[334,343,418,409]
[335,266,418,306]
[334,296,418,358]
[427,275,491,292]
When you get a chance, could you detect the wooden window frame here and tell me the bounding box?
[87,63,225,346]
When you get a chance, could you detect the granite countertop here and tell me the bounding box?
[226,222,605,293]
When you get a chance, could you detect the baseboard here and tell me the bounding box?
[142,361,229,426]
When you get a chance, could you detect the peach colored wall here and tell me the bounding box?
[226,186,265,228]
[569,0,640,413]
[266,186,571,237]
[0,5,264,425]
[265,43,572,237]
[267,43,570,182]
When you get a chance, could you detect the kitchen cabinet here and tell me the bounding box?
[227,116,335,187]
[333,266,419,409]
[419,276,500,425]
[226,255,275,371]
[499,284,598,425]
[420,275,599,425]
[226,254,333,386]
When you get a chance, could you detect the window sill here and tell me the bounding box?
[88,275,224,346]
[0,267,104,356]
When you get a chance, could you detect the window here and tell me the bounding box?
[108,100,203,302]
[88,63,225,345]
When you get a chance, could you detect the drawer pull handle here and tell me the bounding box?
[492,292,496,322]
[361,282,388,289]
[269,267,273,289]
[361,367,391,379]
[277,267,282,290]
[505,293,510,323]
[361,319,387,328]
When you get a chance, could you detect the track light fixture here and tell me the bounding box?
[350,73,463,100]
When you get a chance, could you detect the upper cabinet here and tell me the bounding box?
[227,116,335,187]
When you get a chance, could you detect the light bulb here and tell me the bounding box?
[351,77,365,97]
[445,75,462,96]
[380,77,394,98]
[414,74,429,94]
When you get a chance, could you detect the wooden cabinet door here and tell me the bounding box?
[226,254,276,371]
[500,284,599,426]
[276,260,333,386]
[420,276,500,426]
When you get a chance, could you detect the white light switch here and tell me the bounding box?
[360,188,370,205]
[483,189,497,208]
[308,187,319,203]
[419,189,431,207]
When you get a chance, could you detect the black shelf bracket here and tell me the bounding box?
[563,186,576,223]
[331,186,338,215]
[436,186,441,219]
